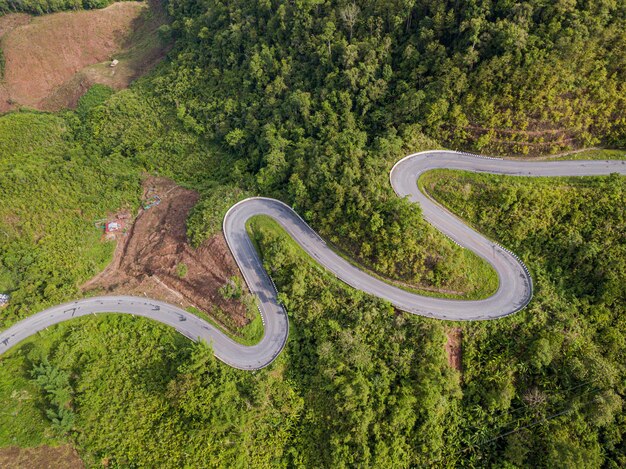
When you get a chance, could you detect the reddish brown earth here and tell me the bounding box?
[0,13,31,37]
[0,1,168,113]
[0,445,83,469]
[445,327,462,372]
[83,177,250,329]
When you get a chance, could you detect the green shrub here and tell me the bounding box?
[186,186,248,247]
[218,276,242,300]
[176,262,188,278]
[76,84,114,121]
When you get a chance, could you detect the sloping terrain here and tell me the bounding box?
[0,13,30,38]
[0,0,168,113]
[83,177,251,329]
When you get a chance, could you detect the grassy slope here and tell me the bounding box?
[0,111,141,325]
[186,306,264,346]
[247,215,327,281]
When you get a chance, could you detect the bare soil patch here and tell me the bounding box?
[0,0,169,113]
[0,444,83,469]
[0,14,31,38]
[445,327,462,372]
[83,177,250,329]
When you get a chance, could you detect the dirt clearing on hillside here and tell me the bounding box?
[0,445,83,468]
[0,13,30,38]
[0,0,169,113]
[83,177,251,329]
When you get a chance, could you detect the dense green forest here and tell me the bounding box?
[150,0,626,295]
[1,0,626,466]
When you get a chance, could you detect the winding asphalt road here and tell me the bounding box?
[1,150,625,369]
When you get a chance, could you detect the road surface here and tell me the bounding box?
[1,150,625,369]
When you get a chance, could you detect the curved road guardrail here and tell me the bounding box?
[1,150,625,369]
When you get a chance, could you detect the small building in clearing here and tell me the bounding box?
[105,222,121,233]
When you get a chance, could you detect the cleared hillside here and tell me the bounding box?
[0,1,168,112]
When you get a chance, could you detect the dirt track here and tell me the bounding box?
[83,177,250,328]
[445,328,462,372]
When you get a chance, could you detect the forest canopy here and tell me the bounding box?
[142,0,626,302]
[0,0,625,467]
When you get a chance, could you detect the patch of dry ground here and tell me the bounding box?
[445,327,462,372]
[0,0,169,113]
[83,177,250,329]
[0,13,31,37]
[0,445,83,469]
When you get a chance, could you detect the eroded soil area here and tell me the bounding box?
[0,445,83,469]
[0,1,168,113]
[83,177,250,328]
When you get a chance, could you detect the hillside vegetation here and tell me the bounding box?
[1,170,625,466]
[0,81,245,327]
[0,108,140,324]
[149,0,626,295]
[0,0,625,467]
[422,170,626,466]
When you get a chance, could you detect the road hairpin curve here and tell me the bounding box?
[1,151,625,369]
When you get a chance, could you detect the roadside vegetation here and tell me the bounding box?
[248,214,498,300]
[2,170,625,466]
[187,305,264,347]
[1,0,626,466]
[186,186,249,247]
[552,148,626,161]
